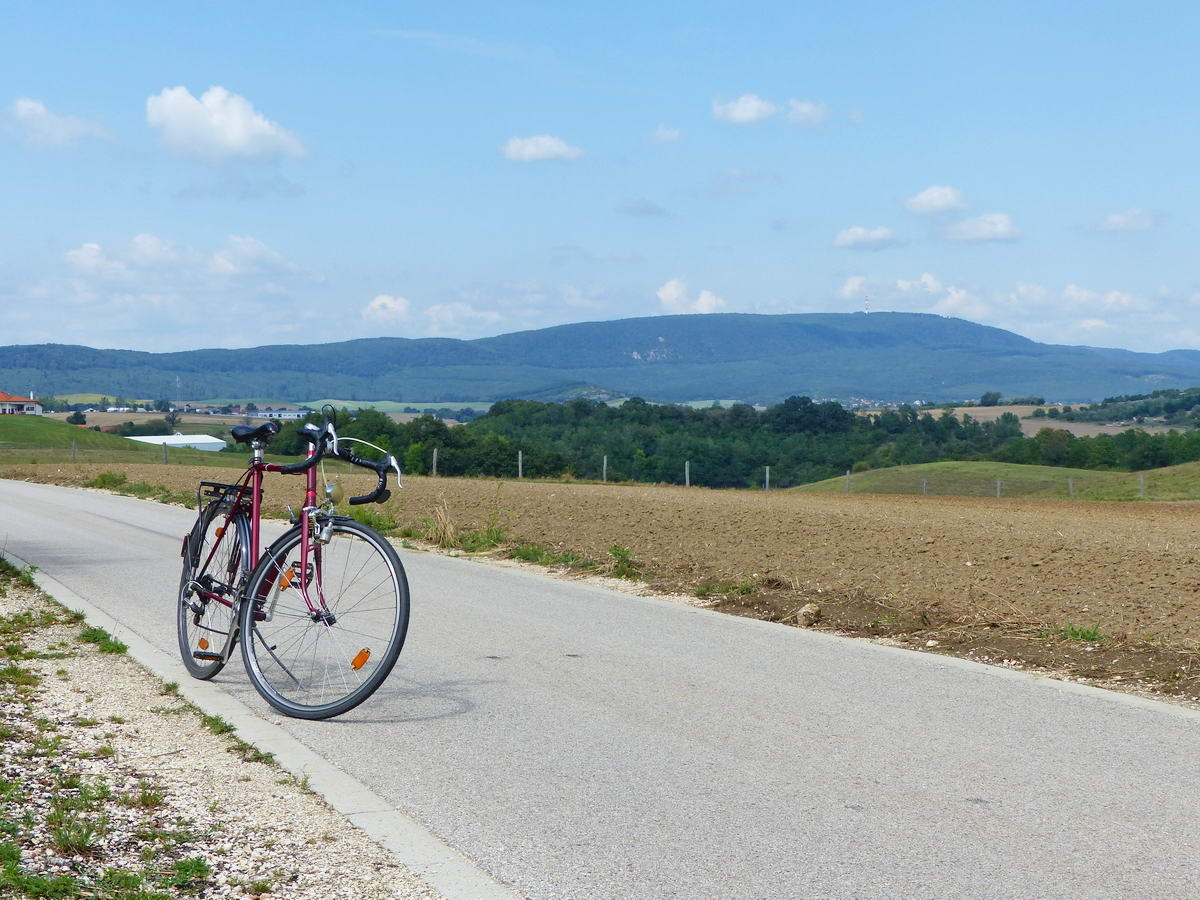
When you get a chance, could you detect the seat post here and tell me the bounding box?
[252,441,264,463]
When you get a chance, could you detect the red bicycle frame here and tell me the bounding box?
[189,437,330,624]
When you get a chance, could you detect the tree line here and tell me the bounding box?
[260,396,1200,487]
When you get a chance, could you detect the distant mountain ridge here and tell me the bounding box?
[2,312,1198,404]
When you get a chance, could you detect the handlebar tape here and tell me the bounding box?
[337,447,391,505]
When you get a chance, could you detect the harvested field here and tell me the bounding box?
[940,404,1180,437]
[5,461,1200,701]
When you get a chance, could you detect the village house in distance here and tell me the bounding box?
[0,391,42,415]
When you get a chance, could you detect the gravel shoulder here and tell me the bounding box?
[0,561,440,900]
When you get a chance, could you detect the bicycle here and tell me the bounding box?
[177,411,409,719]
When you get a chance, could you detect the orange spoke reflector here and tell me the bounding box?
[279,569,295,591]
[215,527,224,537]
[198,638,209,650]
[351,648,371,670]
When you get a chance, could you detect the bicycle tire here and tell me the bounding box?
[239,518,409,719]
[178,502,249,680]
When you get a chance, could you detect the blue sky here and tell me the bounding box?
[1,0,1196,352]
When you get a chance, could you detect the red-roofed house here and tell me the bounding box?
[0,392,42,415]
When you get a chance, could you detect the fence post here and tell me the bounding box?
[995,478,1001,498]
[71,440,77,464]
[685,460,690,487]
[518,449,523,479]
[1139,471,1146,498]
[602,455,607,483]
[162,443,168,465]
[921,477,928,495]
[764,466,770,491]
[432,446,438,477]
[844,469,851,493]
[1068,477,1075,499]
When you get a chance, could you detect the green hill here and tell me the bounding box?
[0,416,226,466]
[798,459,1200,501]
[4,312,1200,404]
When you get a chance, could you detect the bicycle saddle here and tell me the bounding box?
[230,421,281,444]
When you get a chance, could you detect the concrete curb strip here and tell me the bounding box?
[4,548,521,900]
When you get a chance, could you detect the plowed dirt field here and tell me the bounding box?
[7,462,1200,700]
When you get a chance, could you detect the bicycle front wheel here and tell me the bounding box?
[239,518,409,719]
[178,502,249,680]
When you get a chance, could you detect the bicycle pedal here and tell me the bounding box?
[192,651,223,661]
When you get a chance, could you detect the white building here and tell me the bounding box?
[259,408,307,420]
[126,433,227,452]
[0,392,42,415]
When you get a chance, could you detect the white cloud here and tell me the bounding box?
[712,93,777,124]
[424,301,504,334]
[786,99,828,126]
[830,272,1200,352]
[944,212,1021,242]
[11,98,104,147]
[64,233,308,284]
[840,271,990,318]
[833,225,900,250]
[929,285,990,319]
[209,235,299,277]
[501,134,583,162]
[653,124,681,143]
[905,185,967,214]
[362,294,411,323]
[896,273,944,295]
[25,232,320,349]
[656,278,726,314]
[146,86,307,163]
[838,276,868,300]
[65,243,130,279]
[1009,281,1049,304]
[1098,208,1156,231]
[1062,283,1143,310]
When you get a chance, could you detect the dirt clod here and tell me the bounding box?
[796,603,823,626]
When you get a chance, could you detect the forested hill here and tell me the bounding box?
[4,312,1200,403]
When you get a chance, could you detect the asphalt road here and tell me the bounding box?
[3,478,1199,899]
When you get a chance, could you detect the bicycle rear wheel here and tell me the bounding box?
[239,518,409,719]
[178,502,249,679]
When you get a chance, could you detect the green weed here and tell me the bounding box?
[508,544,594,569]
[459,505,509,553]
[85,471,128,490]
[200,714,234,735]
[1039,623,1103,642]
[230,737,275,765]
[0,663,39,687]
[78,625,127,654]
[162,856,212,890]
[608,546,641,580]
[347,505,399,535]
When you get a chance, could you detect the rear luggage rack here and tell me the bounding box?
[196,480,259,510]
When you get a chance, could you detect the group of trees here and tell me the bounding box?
[249,393,1200,486]
[1048,388,1200,427]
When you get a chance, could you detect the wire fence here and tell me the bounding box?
[1,441,1186,501]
